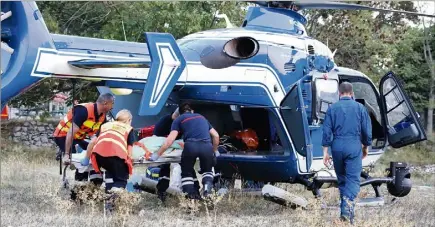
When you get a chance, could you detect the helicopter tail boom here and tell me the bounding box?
[30,33,186,116]
[1,1,187,116]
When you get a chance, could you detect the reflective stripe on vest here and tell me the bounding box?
[92,121,132,157]
[53,103,105,139]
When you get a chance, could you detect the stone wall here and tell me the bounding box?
[1,119,59,149]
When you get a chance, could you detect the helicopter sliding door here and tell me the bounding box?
[280,81,312,171]
[379,72,427,148]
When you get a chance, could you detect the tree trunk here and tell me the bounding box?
[423,37,434,142]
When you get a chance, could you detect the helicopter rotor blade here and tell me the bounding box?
[295,1,435,18]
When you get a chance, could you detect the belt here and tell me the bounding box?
[334,135,360,140]
[185,139,211,143]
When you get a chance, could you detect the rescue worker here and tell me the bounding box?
[152,108,202,203]
[322,82,372,223]
[149,102,220,200]
[53,93,114,181]
[81,109,136,193]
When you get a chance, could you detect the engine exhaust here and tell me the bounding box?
[200,36,259,69]
[223,36,259,60]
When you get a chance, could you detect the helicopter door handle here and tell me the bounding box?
[281,106,292,110]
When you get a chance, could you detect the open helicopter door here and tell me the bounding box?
[280,81,312,173]
[379,72,427,148]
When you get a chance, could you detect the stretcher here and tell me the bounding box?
[69,136,184,173]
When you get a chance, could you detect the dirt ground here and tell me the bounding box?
[1,143,435,227]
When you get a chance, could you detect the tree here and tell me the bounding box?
[12,1,247,107]
[392,24,435,142]
[303,1,420,83]
[422,21,434,141]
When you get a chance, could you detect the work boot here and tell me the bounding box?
[341,196,355,225]
[157,191,167,204]
[55,149,63,161]
[340,215,350,222]
[184,198,200,214]
[203,195,215,210]
[105,193,118,213]
[202,183,215,210]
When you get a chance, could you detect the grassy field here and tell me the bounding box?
[1,140,435,227]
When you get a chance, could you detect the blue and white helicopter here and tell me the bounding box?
[2,1,434,206]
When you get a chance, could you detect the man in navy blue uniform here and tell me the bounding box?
[150,102,220,200]
[322,82,372,223]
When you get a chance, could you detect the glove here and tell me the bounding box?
[215,150,220,157]
[80,157,90,166]
[148,152,160,161]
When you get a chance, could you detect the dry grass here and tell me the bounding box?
[1,139,435,227]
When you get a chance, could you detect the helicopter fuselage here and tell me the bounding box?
[163,27,386,182]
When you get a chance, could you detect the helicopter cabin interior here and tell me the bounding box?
[105,71,387,157]
[185,74,387,157]
[184,101,288,156]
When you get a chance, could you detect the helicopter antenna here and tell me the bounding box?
[332,49,337,57]
[210,10,218,28]
[214,10,234,28]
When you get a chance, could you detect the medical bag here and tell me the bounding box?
[146,167,161,181]
[138,125,155,139]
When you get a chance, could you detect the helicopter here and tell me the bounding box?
[1,1,434,207]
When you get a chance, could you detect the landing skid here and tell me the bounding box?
[262,184,308,209]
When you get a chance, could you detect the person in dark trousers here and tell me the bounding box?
[322,82,372,224]
[149,102,220,201]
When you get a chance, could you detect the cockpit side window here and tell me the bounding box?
[314,79,339,121]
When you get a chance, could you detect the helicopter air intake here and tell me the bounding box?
[200,36,259,69]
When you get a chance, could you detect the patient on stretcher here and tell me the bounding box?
[131,135,184,160]
[71,135,184,171]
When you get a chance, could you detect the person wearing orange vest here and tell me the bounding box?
[82,109,136,194]
[53,93,114,182]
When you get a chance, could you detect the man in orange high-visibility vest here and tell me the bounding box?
[53,93,114,163]
[82,109,136,193]
[53,93,114,183]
